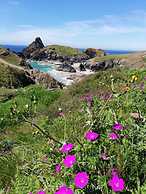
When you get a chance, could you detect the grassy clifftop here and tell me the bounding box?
[0,62,33,88]
[46,45,86,57]
[0,48,21,66]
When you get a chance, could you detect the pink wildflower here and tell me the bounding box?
[108,132,119,140]
[85,130,99,141]
[58,112,64,117]
[55,185,74,194]
[140,82,145,91]
[108,175,125,192]
[63,155,76,168]
[60,143,73,153]
[74,172,89,189]
[100,92,112,101]
[55,164,61,174]
[113,123,124,130]
[37,191,46,194]
[81,94,93,107]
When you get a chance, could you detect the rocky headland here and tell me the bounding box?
[1,37,146,89]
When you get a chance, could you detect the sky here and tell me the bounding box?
[1,0,146,50]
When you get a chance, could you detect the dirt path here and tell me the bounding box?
[0,58,26,71]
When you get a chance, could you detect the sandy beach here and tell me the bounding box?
[30,60,94,85]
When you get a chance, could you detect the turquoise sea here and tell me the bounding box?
[30,61,54,72]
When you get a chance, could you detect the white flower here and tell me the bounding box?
[25,104,29,108]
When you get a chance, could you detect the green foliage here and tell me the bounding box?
[0,85,61,130]
[93,54,129,62]
[0,48,21,65]
[47,45,86,57]
[0,68,146,193]
[0,154,17,190]
[143,57,146,63]
[0,62,32,88]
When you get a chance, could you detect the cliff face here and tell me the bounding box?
[22,37,45,58]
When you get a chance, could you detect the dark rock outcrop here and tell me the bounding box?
[85,48,106,58]
[56,63,76,73]
[22,37,45,58]
[85,59,122,71]
[22,38,89,63]
[30,70,64,89]
[0,48,10,56]
[19,59,33,69]
[79,63,86,71]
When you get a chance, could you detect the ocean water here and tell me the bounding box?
[31,61,74,85]
[31,61,54,72]
[1,45,26,52]
[1,45,134,55]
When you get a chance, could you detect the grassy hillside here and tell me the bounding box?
[0,48,21,66]
[0,67,146,193]
[0,62,33,88]
[93,54,129,62]
[46,45,86,57]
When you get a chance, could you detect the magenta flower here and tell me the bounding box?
[100,92,112,101]
[55,185,74,194]
[108,175,125,192]
[58,112,65,117]
[63,155,76,168]
[85,130,99,141]
[140,82,145,91]
[112,123,124,131]
[108,132,119,140]
[74,172,89,189]
[60,143,73,153]
[37,191,46,194]
[55,164,61,173]
[81,94,93,107]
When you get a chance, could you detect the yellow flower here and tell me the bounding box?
[131,75,138,82]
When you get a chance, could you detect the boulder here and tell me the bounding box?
[79,63,86,71]
[19,59,33,69]
[57,63,76,73]
[0,48,10,56]
[85,48,106,58]
[30,70,64,89]
[85,59,121,71]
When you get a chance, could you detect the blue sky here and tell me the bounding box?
[1,0,146,50]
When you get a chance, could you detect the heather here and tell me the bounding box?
[0,67,146,193]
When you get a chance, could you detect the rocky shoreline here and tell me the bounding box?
[19,37,125,88]
[0,37,127,89]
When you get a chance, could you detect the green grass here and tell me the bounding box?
[0,48,21,66]
[1,54,21,65]
[47,45,86,57]
[93,54,129,62]
[0,67,146,193]
[0,85,61,130]
[143,56,146,63]
[0,88,17,102]
[0,62,32,88]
